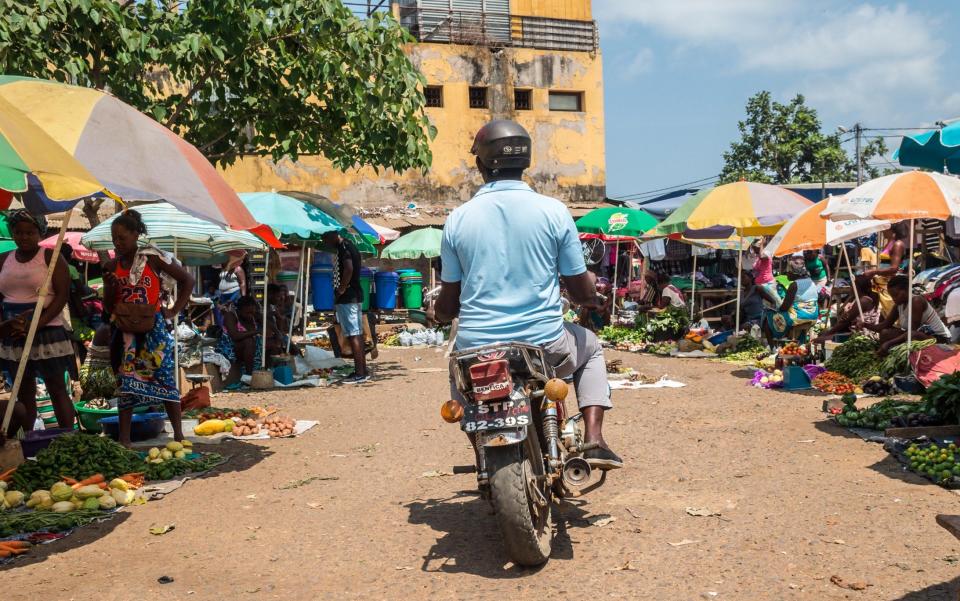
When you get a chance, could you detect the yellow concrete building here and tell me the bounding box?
[220,0,605,209]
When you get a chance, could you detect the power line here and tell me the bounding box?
[609,175,719,201]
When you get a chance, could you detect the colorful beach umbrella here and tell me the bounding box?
[370,222,401,242]
[682,181,812,235]
[40,231,107,262]
[81,202,266,264]
[277,190,381,246]
[895,121,960,173]
[381,227,443,260]
[764,200,890,258]
[238,192,370,250]
[576,207,658,239]
[820,171,960,222]
[0,93,106,207]
[0,76,278,246]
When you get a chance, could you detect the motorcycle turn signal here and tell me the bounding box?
[440,399,464,423]
[544,378,569,402]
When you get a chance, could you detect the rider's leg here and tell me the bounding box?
[557,323,613,446]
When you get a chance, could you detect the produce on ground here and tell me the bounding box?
[811,371,858,395]
[638,306,690,340]
[598,326,648,346]
[860,376,896,396]
[263,415,296,438]
[143,452,223,481]
[921,372,960,424]
[904,442,960,485]
[0,509,106,538]
[751,369,783,389]
[144,440,192,464]
[778,341,808,358]
[10,434,142,494]
[0,540,31,557]
[641,341,676,355]
[834,395,930,430]
[193,418,233,436]
[823,335,883,381]
[185,407,255,422]
[880,339,937,377]
[79,398,111,410]
[231,418,261,437]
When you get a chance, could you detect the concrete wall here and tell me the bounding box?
[510,0,592,20]
[219,3,605,209]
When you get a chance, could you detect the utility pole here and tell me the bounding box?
[854,122,863,185]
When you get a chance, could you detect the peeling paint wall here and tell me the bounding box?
[219,40,605,209]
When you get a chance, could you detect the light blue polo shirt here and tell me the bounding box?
[441,180,586,350]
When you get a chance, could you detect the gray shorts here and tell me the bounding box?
[449,322,612,410]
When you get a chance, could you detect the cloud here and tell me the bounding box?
[595,0,951,122]
[624,48,654,78]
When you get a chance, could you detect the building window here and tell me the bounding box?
[469,86,488,109]
[549,91,583,112]
[514,89,532,111]
[424,85,443,108]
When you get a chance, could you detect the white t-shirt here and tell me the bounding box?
[662,285,685,308]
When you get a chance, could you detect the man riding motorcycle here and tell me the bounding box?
[435,119,622,470]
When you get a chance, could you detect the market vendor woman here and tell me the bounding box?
[764,257,819,342]
[103,210,194,446]
[0,210,77,437]
[859,274,950,355]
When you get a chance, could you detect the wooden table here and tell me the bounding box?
[690,288,739,321]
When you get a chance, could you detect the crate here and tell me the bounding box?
[782,365,811,391]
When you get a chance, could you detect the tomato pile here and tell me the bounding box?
[812,371,857,395]
[779,342,808,357]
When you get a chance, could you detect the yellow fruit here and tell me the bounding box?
[166,441,184,453]
[181,439,193,448]
[148,447,161,459]
[193,419,227,436]
[544,379,569,401]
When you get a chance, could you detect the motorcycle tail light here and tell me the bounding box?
[440,399,463,423]
[469,359,513,401]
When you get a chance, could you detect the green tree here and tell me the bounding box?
[0,0,435,172]
[719,91,888,184]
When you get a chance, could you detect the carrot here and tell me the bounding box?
[0,468,15,482]
[71,474,105,489]
[62,476,79,485]
[0,541,31,550]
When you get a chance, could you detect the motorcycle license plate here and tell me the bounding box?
[460,398,532,433]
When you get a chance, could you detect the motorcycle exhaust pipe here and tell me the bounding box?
[562,457,592,487]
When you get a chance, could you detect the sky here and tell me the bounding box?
[595,0,960,201]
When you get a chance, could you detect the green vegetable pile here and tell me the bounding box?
[598,326,648,345]
[639,306,690,341]
[880,339,937,377]
[904,442,960,485]
[823,335,883,380]
[717,336,766,363]
[143,452,223,481]
[835,396,927,430]
[12,434,141,494]
[641,341,676,355]
[922,372,960,424]
[0,509,106,538]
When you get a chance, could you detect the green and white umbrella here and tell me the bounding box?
[381,227,442,260]
[81,202,267,264]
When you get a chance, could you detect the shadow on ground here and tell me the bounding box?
[405,492,595,577]
[0,511,132,572]
[890,576,959,601]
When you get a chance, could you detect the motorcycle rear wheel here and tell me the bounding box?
[486,440,552,566]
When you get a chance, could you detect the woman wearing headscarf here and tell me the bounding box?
[764,256,820,342]
[103,210,194,446]
[0,210,76,436]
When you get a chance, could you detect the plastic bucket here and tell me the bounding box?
[360,267,375,311]
[375,272,400,310]
[311,267,335,311]
[400,278,423,309]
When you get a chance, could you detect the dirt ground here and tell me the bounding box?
[4,348,960,600]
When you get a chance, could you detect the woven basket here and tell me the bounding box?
[251,369,274,389]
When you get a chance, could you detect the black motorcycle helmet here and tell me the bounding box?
[470,119,532,171]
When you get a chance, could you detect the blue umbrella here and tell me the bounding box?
[895,121,960,173]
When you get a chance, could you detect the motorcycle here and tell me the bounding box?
[441,342,607,566]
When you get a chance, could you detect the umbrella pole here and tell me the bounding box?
[611,240,620,320]
[303,248,312,339]
[2,209,72,434]
[173,239,179,395]
[735,235,743,333]
[841,244,864,322]
[907,219,915,362]
[262,253,269,370]
[287,246,305,353]
[690,253,697,322]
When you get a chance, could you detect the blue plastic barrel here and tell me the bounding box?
[311,267,335,310]
[375,271,400,310]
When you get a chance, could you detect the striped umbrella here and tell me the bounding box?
[821,171,960,352]
[683,181,812,235]
[0,93,106,206]
[820,171,960,222]
[81,202,266,264]
[764,201,890,257]
[0,76,278,246]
